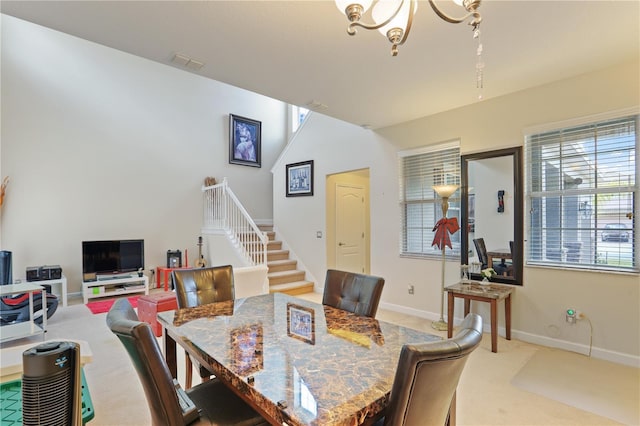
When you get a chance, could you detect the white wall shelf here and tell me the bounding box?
[82,275,149,304]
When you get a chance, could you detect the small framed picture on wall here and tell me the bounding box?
[286,160,314,197]
[229,114,261,168]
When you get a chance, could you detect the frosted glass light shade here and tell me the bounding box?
[372,0,417,36]
[433,184,459,198]
[452,0,464,6]
[335,0,374,14]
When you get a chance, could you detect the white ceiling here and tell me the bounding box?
[2,0,639,129]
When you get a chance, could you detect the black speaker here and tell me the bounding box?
[0,250,12,285]
[166,249,182,268]
[22,341,82,426]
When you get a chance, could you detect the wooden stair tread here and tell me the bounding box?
[269,281,314,295]
[268,270,304,278]
[267,259,297,266]
[267,249,289,255]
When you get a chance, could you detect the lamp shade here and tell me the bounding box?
[372,0,417,36]
[335,0,374,14]
[433,184,459,198]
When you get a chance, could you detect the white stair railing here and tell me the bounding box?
[202,178,268,265]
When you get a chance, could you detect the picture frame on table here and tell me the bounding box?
[229,114,261,168]
[286,160,314,197]
[287,303,315,345]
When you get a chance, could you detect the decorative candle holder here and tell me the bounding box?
[460,264,470,284]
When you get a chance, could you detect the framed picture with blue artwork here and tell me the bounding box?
[229,114,261,168]
[287,303,315,345]
[286,160,314,197]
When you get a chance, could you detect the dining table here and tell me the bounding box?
[486,248,512,270]
[158,292,443,426]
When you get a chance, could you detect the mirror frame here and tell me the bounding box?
[461,147,523,286]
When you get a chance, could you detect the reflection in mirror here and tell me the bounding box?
[461,147,523,285]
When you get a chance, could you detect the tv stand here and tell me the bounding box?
[82,275,148,304]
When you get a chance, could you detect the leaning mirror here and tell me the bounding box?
[461,147,523,285]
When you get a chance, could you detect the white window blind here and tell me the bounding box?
[399,142,461,257]
[525,115,638,272]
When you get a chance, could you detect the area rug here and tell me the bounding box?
[511,348,639,425]
[85,295,140,315]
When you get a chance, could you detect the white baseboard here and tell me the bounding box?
[512,330,640,368]
[378,301,640,368]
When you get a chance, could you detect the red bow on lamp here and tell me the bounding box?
[432,217,460,250]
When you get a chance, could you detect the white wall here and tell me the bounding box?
[0,15,288,292]
[273,113,460,316]
[275,60,640,365]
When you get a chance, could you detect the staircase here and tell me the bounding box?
[260,226,314,295]
[201,180,314,296]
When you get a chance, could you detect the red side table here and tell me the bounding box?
[156,251,189,291]
[156,266,191,291]
[137,292,178,337]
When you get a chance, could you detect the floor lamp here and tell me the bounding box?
[431,184,460,331]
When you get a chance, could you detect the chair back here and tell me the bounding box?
[473,238,488,269]
[322,269,385,317]
[383,313,483,426]
[172,265,234,308]
[106,298,186,425]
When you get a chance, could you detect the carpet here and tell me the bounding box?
[511,348,640,425]
[85,295,140,315]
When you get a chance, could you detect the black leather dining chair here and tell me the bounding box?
[473,238,510,276]
[473,238,489,270]
[106,298,266,426]
[322,269,385,318]
[378,313,483,426]
[171,265,235,388]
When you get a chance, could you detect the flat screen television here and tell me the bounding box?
[82,239,144,280]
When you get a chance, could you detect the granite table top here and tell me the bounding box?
[445,282,514,300]
[158,293,441,426]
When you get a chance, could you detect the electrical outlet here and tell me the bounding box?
[566,308,584,324]
[566,309,577,324]
[408,284,414,295]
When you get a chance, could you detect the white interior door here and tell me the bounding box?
[335,184,366,273]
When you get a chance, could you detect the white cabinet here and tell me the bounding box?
[82,275,149,304]
[0,283,46,343]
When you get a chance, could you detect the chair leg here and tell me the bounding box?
[185,351,193,389]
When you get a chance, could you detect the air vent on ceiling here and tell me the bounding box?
[171,53,205,71]
[305,100,328,111]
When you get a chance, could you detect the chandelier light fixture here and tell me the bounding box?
[336,0,482,56]
[336,0,485,94]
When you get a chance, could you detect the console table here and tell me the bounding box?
[445,282,513,353]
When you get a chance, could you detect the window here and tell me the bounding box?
[525,114,638,273]
[290,106,309,133]
[399,142,461,258]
